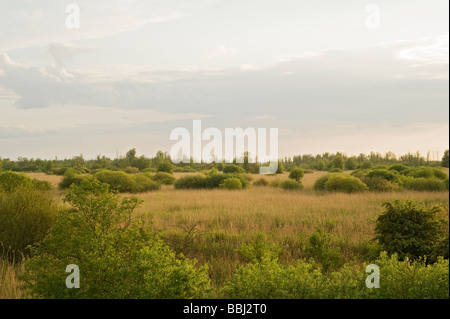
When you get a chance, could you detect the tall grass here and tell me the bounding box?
[0,255,24,299]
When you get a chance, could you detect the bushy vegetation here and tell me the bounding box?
[403,177,447,192]
[0,172,58,260]
[0,171,51,192]
[288,168,304,182]
[280,179,303,190]
[375,200,448,261]
[314,174,368,193]
[152,172,176,185]
[220,178,243,190]
[253,178,269,186]
[23,178,211,299]
[223,164,245,174]
[174,172,250,190]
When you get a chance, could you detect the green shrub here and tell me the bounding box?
[124,167,140,174]
[157,160,173,174]
[280,179,303,190]
[375,200,446,260]
[388,164,410,173]
[94,170,136,192]
[174,175,207,189]
[223,164,245,174]
[0,187,58,260]
[204,173,228,189]
[132,174,160,192]
[361,176,400,192]
[432,168,449,180]
[141,167,156,173]
[288,168,304,182]
[59,169,87,190]
[404,177,446,192]
[253,178,269,186]
[366,169,400,183]
[323,175,368,193]
[270,178,282,188]
[305,230,343,272]
[152,172,176,185]
[181,166,197,173]
[23,178,211,299]
[0,171,52,192]
[407,167,435,179]
[220,178,243,190]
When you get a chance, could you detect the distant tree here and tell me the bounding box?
[332,155,345,170]
[126,148,137,161]
[442,150,449,168]
[345,157,357,170]
[157,160,173,174]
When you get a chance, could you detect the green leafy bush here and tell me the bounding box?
[204,173,228,189]
[280,179,303,190]
[223,164,245,174]
[0,187,58,260]
[403,177,447,192]
[323,175,368,193]
[132,174,160,192]
[93,170,160,193]
[0,171,51,192]
[58,168,87,190]
[288,168,304,182]
[152,172,176,185]
[361,176,400,192]
[305,230,343,272]
[366,169,400,183]
[23,178,211,299]
[220,178,243,190]
[174,175,207,189]
[374,200,446,260]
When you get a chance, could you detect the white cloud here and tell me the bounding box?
[207,45,237,60]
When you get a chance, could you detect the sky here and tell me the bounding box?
[0,0,448,160]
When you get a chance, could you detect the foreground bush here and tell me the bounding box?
[375,200,446,261]
[219,249,449,299]
[23,178,211,298]
[0,187,58,260]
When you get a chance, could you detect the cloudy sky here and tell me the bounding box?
[0,0,448,160]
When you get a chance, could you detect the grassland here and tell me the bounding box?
[1,170,447,297]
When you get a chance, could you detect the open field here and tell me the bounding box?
[22,170,449,288]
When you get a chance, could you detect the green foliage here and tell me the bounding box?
[366,252,449,299]
[366,169,400,183]
[174,175,207,190]
[374,200,446,261]
[220,178,243,190]
[124,166,140,174]
[58,168,86,190]
[0,187,58,260]
[152,172,176,185]
[344,157,357,170]
[313,174,334,191]
[360,161,373,169]
[288,168,304,182]
[323,175,369,193]
[181,166,197,173]
[93,170,160,193]
[305,230,343,272]
[253,178,269,186]
[23,178,211,299]
[204,173,228,189]
[0,171,51,192]
[332,155,345,170]
[223,165,245,174]
[442,150,449,168]
[403,177,447,192]
[389,164,409,173]
[280,179,303,190]
[157,160,173,174]
[362,176,400,192]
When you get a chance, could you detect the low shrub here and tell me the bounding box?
[59,169,86,190]
[0,187,58,260]
[174,175,207,190]
[280,179,303,190]
[315,174,368,193]
[220,178,243,190]
[403,177,447,192]
[152,172,176,185]
[223,165,245,174]
[288,168,304,182]
[0,171,52,192]
[361,176,400,192]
